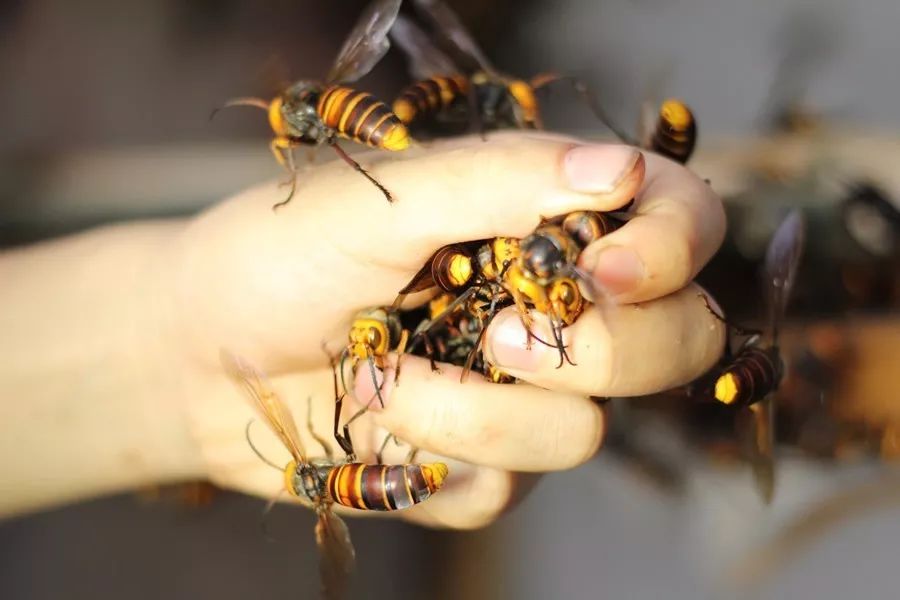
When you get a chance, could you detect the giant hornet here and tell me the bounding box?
[330,307,409,454]
[214,0,409,210]
[639,98,698,165]
[396,210,621,380]
[389,0,631,138]
[221,352,447,600]
[409,292,516,384]
[704,209,806,502]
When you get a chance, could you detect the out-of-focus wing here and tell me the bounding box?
[636,61,672,148]
[412,0,496,75]
[637,100,657,149]
[396,258,439,298]
[220,350,306,463]
[393,241,486,306]
[326,0,402,84]
[391,14,460,80]
[315,510,357,600]
[747,398,775,504]
[763,209,806,342]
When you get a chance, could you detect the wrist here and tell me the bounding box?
[125,219,207,485]
[0,220,205,516]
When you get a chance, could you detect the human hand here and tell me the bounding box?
[158,131,726,529]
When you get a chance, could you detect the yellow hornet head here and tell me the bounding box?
[348,307,402,361]
[548,278,584,326]
[349,319,388,360]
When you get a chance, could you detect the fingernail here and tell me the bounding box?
[590,246,645,296]
[353,364,395,411]
[564,145,641,193]
[485,312,545,372]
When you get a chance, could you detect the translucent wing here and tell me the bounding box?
[637,100,657,149]
[393,241,487,307]
[220,350,306,463]
[315,510,357,600]
[326,0,401,84]
[391,14,460,80]
[747,398,775,504]
[763,209,806,343]
[636,61,672,147]
[412,0,496,75]
[396,257,439,297]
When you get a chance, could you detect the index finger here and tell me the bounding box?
[277,132,646,265]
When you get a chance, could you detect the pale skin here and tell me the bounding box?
[0,131,726,528]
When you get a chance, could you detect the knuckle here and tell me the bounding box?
[410,398,457,451]
[527,398,604,469]
[656,228,694,287]
[557,401,606,468]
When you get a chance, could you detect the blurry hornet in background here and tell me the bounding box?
[390,0,632,138]
[213,0,410,209]
[221,351,447,600]
[639,98,698,165]
[599,210,805,500]
[630,65,699,164]
[707,209,806,503]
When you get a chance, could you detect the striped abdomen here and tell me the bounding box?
[325,462,448,511]
[431,244,475,292]
[650,99,697,164]
[316,86,409,151]
[393,75,469,125]
[714,346,783,408]
[560,211,618,250]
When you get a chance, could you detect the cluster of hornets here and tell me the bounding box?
[213,1,806,598]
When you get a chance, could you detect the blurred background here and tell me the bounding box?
[2,0,900,598]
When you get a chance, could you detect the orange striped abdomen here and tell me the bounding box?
[560,211,618,249]
[316,86,409,151]
[393,75,469,125]
[714,346,783,407]
[650,99,697,164]
[325,462,448,511]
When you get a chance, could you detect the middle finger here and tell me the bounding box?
[482,284,727,396]
[350,357,605,472]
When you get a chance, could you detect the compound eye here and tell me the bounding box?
[524,237,562,279]
[559,282,578,306]
[367,327,382,349]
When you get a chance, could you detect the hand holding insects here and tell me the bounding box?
[177,131,727,529]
